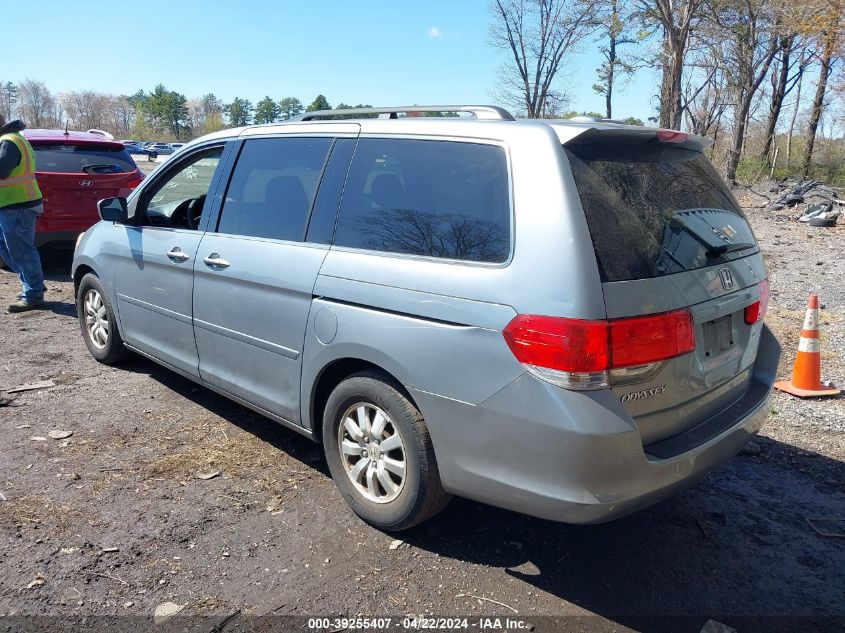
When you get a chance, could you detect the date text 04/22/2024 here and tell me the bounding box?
[307,617,534,631]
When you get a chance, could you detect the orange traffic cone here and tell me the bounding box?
[774,293,841,398]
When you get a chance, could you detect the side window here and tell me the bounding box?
[306,138,357,244]
[333,138,511,263]
[216,137,333,241]
[142,147,223,229]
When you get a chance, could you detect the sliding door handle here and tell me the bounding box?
[202,253,230,269]
[166,247,190,262]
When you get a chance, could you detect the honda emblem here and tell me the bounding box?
[79,180,93,187]
[719,268,734,290]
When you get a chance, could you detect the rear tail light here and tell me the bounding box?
[125,172,145,190]
[610,309,696,367]
[744,279,770,324]
[503,309,696,390]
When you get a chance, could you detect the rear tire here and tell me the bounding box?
[323,371,451,531]
[76,273,127,364]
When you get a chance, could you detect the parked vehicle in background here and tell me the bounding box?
[122,141,145,154]
[146,142,174,155]
[72,105,779,531]
[24,129,144,247]
[122,141,160,159]
[169,143,185,152]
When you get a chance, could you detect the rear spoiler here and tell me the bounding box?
[553,124,711,153]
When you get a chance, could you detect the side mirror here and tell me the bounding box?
[97,197,129,223]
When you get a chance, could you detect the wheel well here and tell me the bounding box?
[73,265,96,295]
[310,358,416,442]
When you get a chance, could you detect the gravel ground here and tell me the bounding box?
[736,185,845,446]
[0,189,843,633]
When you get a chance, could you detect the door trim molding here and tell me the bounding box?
[193,317,300,359]
[117,293,192,325]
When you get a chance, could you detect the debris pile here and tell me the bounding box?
[760,180,842,227]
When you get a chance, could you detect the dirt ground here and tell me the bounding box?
[0,193,843,633]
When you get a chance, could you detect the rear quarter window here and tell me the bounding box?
[333,138,511,263]
[565,143,757,282]
[32,144,137,174]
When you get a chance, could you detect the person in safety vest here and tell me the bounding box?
[0,114,46,312]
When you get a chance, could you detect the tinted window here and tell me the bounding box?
[306,138,357,244]
[334,138,510,262]
[32,144,137,174]
[565,144,757,282]
[217,137,332,241]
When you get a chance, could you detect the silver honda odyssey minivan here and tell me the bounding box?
[73,105,780,530]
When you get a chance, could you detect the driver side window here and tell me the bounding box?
[140,147,224,229]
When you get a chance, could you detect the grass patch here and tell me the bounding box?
[146,424,306,484]
[0,495,85,535]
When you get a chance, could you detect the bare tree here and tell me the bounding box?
[91,95,135,138]
[785,61,806,165]
[758,35,804,160]
[706,0,780,182]
[490,0,600,118]
[109,95,136,138]
[636,0,703,129]
[684,63,728,139]
[61,91,110,131]
[17,79,59,128]
[801,30,841,177]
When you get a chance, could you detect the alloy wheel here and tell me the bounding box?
[337,402,406,503]
[84,289,109,349]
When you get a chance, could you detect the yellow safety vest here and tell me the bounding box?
[0,132,42,209]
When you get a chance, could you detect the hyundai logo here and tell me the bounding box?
[79,180,93,187]
[719,268,734,290]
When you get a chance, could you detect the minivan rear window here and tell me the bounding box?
[565,143,757,282]
[32,144,137,174]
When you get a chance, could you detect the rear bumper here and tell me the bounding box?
[35,230,84,248]
[413,325,780,524]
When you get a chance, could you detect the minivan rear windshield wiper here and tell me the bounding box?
[81,164,124,174]
[706,242,756,258]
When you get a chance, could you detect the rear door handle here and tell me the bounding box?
[202,253,230,269]
[166,247,190,262]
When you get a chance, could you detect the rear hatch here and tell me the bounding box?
[563,131,769,449]
[31,141,142,232]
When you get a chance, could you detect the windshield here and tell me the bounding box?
[565,143,757,282]
[32,144,137,174]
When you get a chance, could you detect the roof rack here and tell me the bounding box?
[292,105,516,122]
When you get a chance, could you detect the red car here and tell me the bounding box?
[22,129,145,247]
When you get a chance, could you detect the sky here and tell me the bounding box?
[15,0,662,122]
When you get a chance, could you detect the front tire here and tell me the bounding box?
[76,273,127,364]
[323,371,451,531]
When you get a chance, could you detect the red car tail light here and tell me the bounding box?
[744,279,770,324]
[125,172,145,190]
[503,309,696,390]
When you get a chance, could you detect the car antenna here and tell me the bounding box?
[64,120,69,136]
